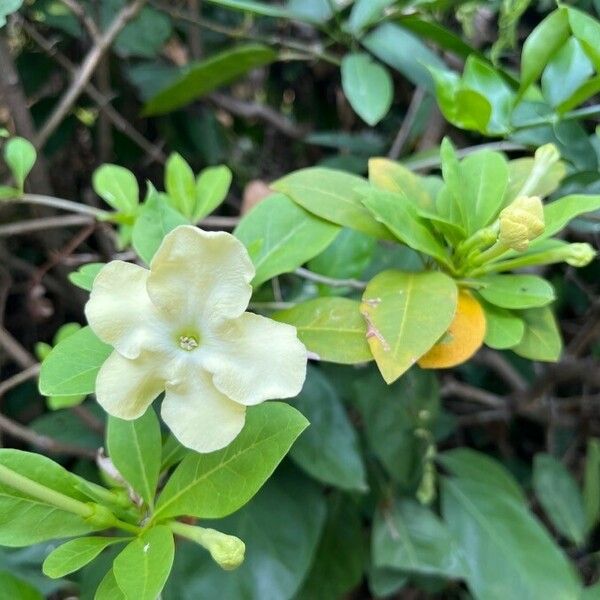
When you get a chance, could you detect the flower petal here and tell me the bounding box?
[85,261,167,359]
[161,371,246,453]
[95,350,164,419]
[147,226,254,327]
[206,312,307,406]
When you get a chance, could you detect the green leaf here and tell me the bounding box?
[96,569,126,600]
[354,367,441,487]
[43,537,127,579]
[567,6,600,71]
[68,263,105,292]
[542,194,600,240]
[442,477,582,599]
[583,438,600,532]
[362,23,445,91]
[481,301,525,349]
[341,53,393,126]
[92,165,139,214]
[506,155,566,202]
[131,186,187,264]
[4,137,36,190]
[362,189,452,267]
[478,275,556,309]
[438,448,525,503]
[0,571,42,600]
[165,153,196,219]
[346,0,396,34]
[153,402,308,520]
[296,494,366,600]
[372,498,466,578]
[193,165,232,221]
[541,37,594,109]
[113,526,174,600]
[0,1,23,28]
[39,326,111,396]
[534,453,587,546]
[272,168,392,240]
[290,368,367,492]
[0,450,97,546]
[273,297,372,364]
[234,193,339,286]
[206,0,302,20]
[513,306,562,362]
[164,467,326,600]
[0,185,18,199]
[461,149,509,234]
[583,583,600,600]
[107,409,162,508]
[143,44,278,115]
[519,7,570,96]
[360,270,458,383]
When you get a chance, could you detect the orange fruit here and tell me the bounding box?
[418,290,486,369]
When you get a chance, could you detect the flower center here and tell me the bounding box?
[178,335,199,351]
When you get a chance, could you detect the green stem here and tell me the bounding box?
[17,193,109,219]
[468,248,575,276]
[513,104,600,130]
[468,240,509,267]
[455,225,498,263]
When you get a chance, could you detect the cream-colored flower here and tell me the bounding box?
[85,225,307,453]
[498,195,544,251]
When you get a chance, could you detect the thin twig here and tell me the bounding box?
[14,194,109,218]
[35,0,148,148]
[388,87,426,160]
[59,0,101,40]
[0,326,36,369]
[0,214,94,237]
[441,378,506,409]
[294,267,367,290]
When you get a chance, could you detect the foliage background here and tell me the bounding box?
[1,0,600,598]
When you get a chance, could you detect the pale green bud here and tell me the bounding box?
[498,195,544,251]
[564,243,596,267]
[199,528,246,571]
[534,143,560,167]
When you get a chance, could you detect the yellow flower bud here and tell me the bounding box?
[564,243,596,267]
[498,195,544,251]
[199,528,246,571]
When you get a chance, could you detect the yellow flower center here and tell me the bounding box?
[178,335,199,351]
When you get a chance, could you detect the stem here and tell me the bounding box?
[468,241,509,267]
[469,248,574,276]
[513,104,600,131]
[0,463,93,518]
[16,194,109,218]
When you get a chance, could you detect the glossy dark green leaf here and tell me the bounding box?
[478,275,556,309]
[290,368,367,492]
[143,44,278,115]
[442,477,582,599]
[372,498,466,578]
[533,453,587,546]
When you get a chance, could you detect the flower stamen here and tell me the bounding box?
[179,335,199,351]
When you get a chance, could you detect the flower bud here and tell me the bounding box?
[564,243,596,267]
[498,195,544,251]
[534,143,560,167]
[198,528,246,571]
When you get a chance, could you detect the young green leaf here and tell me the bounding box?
[481,301,525,349]
[131,187,187,264]
[346,0,396,34]
[39,326,111,396]
[478,274,556,309]
[93,165,139,214]
[165,153,196,219]
[69,263,105,292]
[542,194,600,239]
[234,193,339,286]
[533,454,587,547]
[193,165,232,221]
[567,6,600,70]
[341,53,393,126]
[107,409,162,508]
[372,498,466,578]
[143,44,278,115]
[290,368,367,492]
[4,137,36,190]
[43,537,127,579]
[113,526,174,600]
[272,168,393,240]
[95,569,126,600]
[273,297,372,364]
[153,402,308,521]
[513,306,562,361]
[442,477,582,599]
[360,270,458,383]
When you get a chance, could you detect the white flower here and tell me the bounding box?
[85,225,307,453]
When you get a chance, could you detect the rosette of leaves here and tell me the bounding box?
[269,140,600,383]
